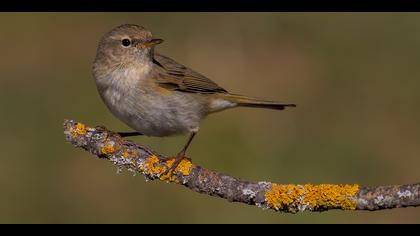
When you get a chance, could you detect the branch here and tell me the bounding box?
[63,120,420,213]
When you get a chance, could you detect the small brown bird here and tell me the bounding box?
[93,24,296,173]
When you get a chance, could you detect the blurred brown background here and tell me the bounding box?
[0,13,419,223]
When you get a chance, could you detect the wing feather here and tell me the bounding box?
[153,54,227,94]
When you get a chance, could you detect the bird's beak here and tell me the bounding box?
[142,38,164,48]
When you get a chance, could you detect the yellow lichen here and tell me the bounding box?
[71,123,86,136]
[159,158,192,182]
[166,159,193,176]
[141,155,193,183]
[301,184,359,210]
[166,159,175,168]
[144,155,167,175]
[265,184,305,210]
[101,144,115,154]
[159,172,178,182]
[177,159,193,175]
[142,156,192,182]
[265,183,359,211]
[122,151,130,158]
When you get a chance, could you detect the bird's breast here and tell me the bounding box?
[98,72,208,137]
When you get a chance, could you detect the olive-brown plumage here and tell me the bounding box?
[93,24,295,172]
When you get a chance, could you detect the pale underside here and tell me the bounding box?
[96,53,236,137]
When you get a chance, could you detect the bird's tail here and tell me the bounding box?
[223,94,296,110]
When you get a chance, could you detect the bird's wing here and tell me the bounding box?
[153,53,227,94]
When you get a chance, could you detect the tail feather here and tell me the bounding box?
[223,94,296,110]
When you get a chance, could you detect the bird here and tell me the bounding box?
[92,24,296,174]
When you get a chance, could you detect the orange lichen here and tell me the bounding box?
[71,123,86,136]
[141,156,193,182]
[165,159,193,176]
[144,155,167,175]
[159,172,178,182]
[265,184,305,210]
[101,144,115,154]
[122,151,130,158]
[166,159,175,168]
[302,184,359,210]
[159,158,192,182]
[265,183,359,211]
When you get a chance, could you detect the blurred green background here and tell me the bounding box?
[0,13,419,223]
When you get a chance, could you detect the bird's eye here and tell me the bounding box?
[121,39,131,47]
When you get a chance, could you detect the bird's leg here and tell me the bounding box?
[118,131,144,137]
[163,132,197,175]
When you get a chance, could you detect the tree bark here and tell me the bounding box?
[63,120,420,213]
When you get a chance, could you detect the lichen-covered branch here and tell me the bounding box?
[63,120,420,213]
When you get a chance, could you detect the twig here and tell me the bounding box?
[63,120,420,213]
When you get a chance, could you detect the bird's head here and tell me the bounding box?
[93,24,163,78]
